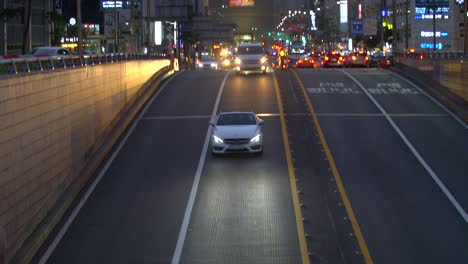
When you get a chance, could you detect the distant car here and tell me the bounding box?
[220,54,234,69]
[296,55,316,68]
[210,112,264,155]
[235,43,268,74]
[323,51,344,68]
[30,46,71,57]
[349,51,372,68]
[196,54,219,70]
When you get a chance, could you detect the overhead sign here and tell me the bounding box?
[100,0,130,10]
[352,19,363,36]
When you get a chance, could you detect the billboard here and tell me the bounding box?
[230,0,254,7]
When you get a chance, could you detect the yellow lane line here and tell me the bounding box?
[272,71,310,264]
[291,69,374,264]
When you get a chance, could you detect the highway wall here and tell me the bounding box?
[0,59,170,263]
[394,57,468,121]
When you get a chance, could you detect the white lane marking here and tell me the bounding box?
[38,72,181,264]
[171,71,231,264]
[390,70,468,129]
[316,113,449,117]
[341,70,468,223]
[142,115,211,120]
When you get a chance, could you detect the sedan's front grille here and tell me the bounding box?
[243,59,259,65]
[224,138,250,145]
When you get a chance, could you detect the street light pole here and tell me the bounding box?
[433,0,437,51]
[77,0,83,57]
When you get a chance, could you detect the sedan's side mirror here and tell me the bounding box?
[209,121,216,126]
[258,119,264,125]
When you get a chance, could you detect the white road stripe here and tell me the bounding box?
[390,69,468,129]
[171,71,231,264]
[38,71,181,264]
[316,113,449,117]
[142,115,211,120]
[341,70,468,224]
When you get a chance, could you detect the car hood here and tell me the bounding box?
[237,54,264,60]
[214,125,259,139]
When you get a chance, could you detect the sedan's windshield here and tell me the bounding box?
[217,113,256,126]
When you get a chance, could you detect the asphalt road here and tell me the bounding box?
[36,67,468,264]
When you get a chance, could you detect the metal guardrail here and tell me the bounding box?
[395,51,468,60]
[0,53,168,75]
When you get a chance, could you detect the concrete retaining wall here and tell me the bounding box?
[0,59,170,263]
[396,57,468,101]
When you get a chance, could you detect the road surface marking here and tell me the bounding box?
[38,71,181,264]
[273,71,310,264]
[390,70,468,129]
[342,70,468,223]
[316,113,449,117]
[171,71,231,264]
[292,69,374,264]
[142,115,211,120]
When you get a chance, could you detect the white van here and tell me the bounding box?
[235,43,268,74]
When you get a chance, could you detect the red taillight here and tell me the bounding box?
[282,64,286,68]
[339,56,343,61]
[298,60,303,64]
[419,54,424,60]
[352,56,357,61]
[325,56,329,61]
[365,56,369,61]
[287,58,290,62]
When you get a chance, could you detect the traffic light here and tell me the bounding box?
[268,32,271,36]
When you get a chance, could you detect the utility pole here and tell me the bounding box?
[432,0,436,50]
[114,2,119,52]
[146,0,151,53]
[392,0,396,53]
[77,0,83,57]
[405,0,409,50]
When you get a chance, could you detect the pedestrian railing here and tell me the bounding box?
[0,53,168,75]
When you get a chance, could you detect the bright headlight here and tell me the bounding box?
[235,57,241,64]
[260,57,267,64]
[250,134,261,143]
[213,135,223,144]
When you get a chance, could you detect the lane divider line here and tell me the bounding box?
[341,70,468,223]
[291,69,374,264]
[142,115,211,120]
[171,71,231,264]
[272,71,310,264]
[38,71,181,264]
[390,70,468,129]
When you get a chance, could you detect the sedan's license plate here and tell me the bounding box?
[229,145,244,149]
[331,59,337,62]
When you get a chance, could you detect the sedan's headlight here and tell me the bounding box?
[260,57,267,64]
[235,57,241,64]
[213,135,223,144]
[250,134,261,143]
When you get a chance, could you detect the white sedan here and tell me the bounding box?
[209,112,264,155]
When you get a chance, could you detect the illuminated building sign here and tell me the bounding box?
[414,14,449,19]
[420,31,448,37]
[230,0,254,7]
[340,0,348,23]
[101,1,130,9]
[420,42,443,49]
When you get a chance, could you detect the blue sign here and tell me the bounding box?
[352,19,363,36]
[420,42,443,49]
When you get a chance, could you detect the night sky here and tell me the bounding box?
[62,0,102,24]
